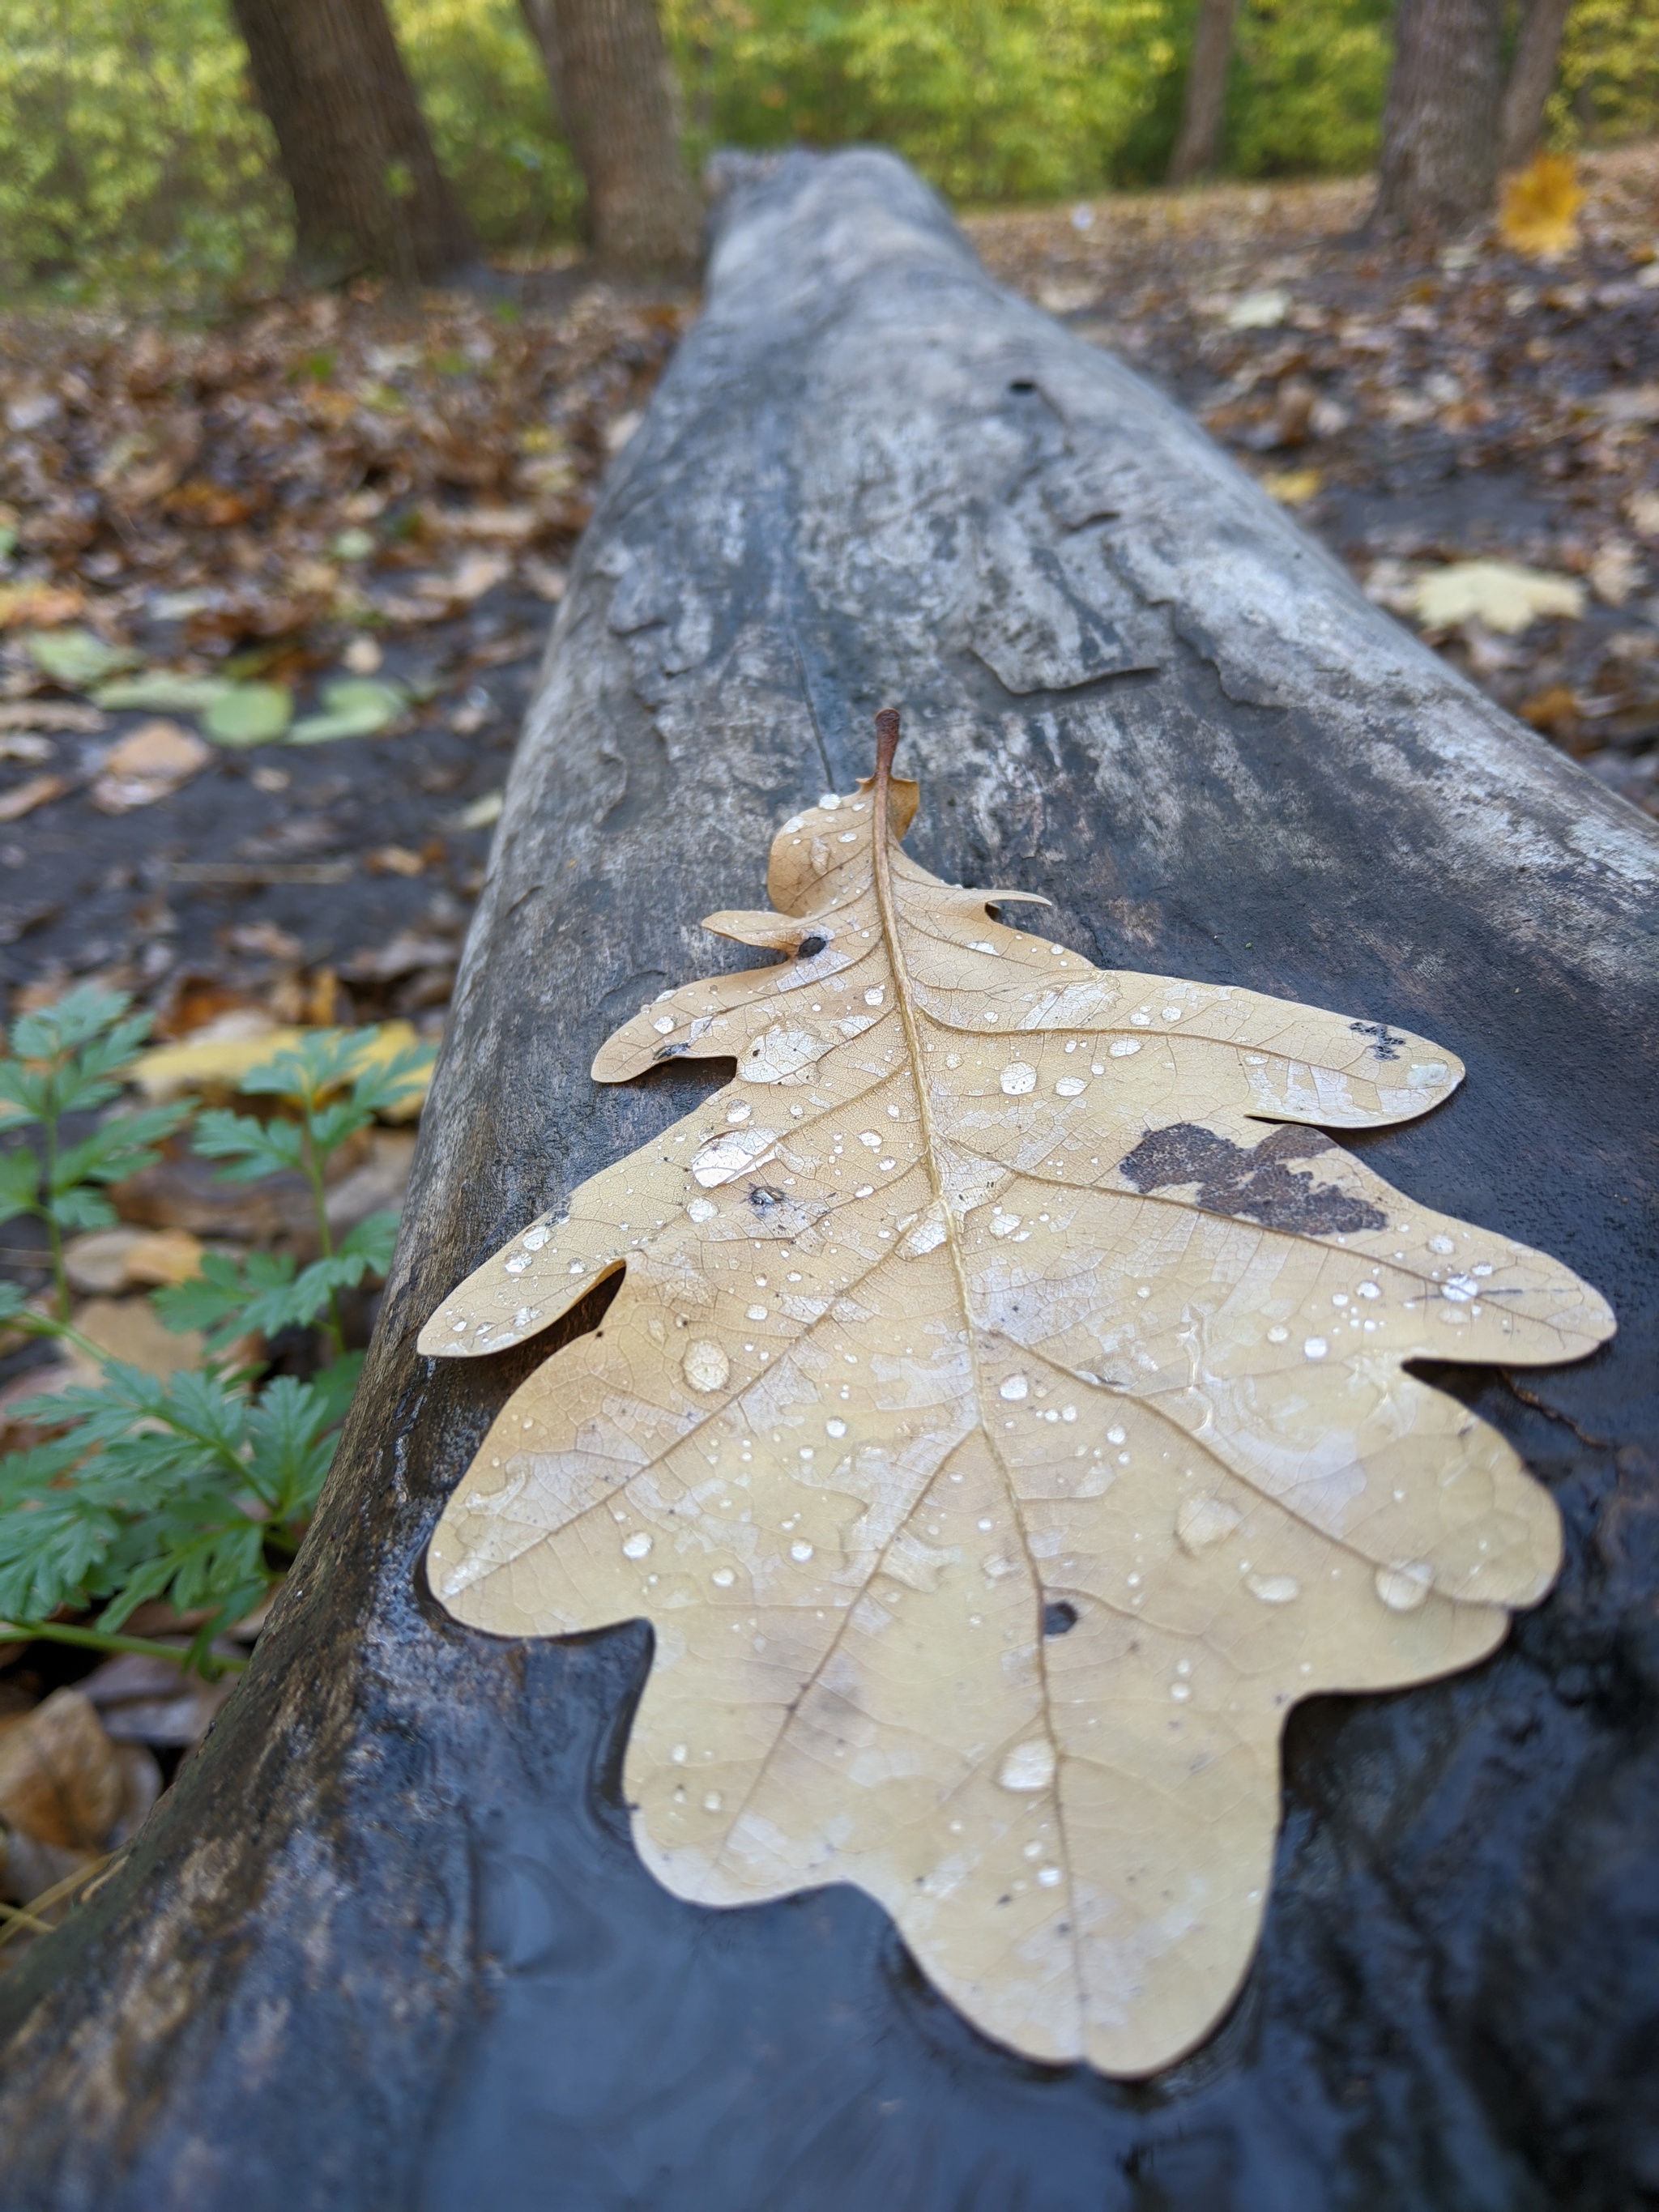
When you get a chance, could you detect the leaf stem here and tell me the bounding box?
[298,1103,346,1363]
[38,1076,69,1323]
[0,1617,248,1674]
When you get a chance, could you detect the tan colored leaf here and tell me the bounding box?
[64,1226,205,1295]
[0,774,67,823]
[1410,560,1584,636]
[422,717,1612,2078]
[0,1689,124,1851]
[90,718,211,813]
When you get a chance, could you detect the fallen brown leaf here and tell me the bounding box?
[0,702,104,734]
[64,1226,206,1295]
[0,774,67,822]
[65,1296,207,1380]
[0,583,83,631]
[0,1689,124,1852]
[90,718,212,813]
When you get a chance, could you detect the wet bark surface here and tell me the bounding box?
[1,150,1656,2212]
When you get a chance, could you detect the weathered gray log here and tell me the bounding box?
[2,150,1656,2210]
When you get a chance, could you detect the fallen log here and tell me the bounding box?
[2,150,1655,2210]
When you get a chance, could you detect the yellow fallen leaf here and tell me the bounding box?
[421,716,1612,2078]
[130,1021,434,1118]
[1499,152,1585,262]
[1260,468,1322,505]
[1410,560,1584,635]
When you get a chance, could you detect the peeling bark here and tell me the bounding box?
[0,151,1654,2212]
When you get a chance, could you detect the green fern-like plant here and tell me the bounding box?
[0,1005,424,1676]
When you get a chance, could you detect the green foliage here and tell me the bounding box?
[0,1004,412,1673]
[0,0,580,297]
[1552,0,1659,147]
[0,1362,329,1662]
[1230,0,1393,178]
[390,0,583,251]
[2,0,1655,298]
[0,986,190,1305]
[0,0,290,298]
[666,0,1183,202]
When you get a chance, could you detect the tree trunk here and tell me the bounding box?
[517,0,700,278]
[1373,0,1507,232]
[1168,0,1240,184]
[0,149,1654,2210]
[1499,0,1574,170]
[231,0,477,287]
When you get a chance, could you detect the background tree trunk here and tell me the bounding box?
[1168,0,1240,183]
[518,0,700,277]
[1373,0,1507,232]
[231,0,476,287]
[0,150,1653,2211]
[1499,0,1574,170]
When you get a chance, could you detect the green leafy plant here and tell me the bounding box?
[0,1002,423,1676]
[0,985,190,1319]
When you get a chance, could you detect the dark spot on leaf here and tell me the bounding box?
[652,1042,689,1060]
[797,934,827,960]
[1043,1600,1078,1637]
[1118,1122,1388,1236]
[748,1183,786,1211]
[1349,1019,1405,1063]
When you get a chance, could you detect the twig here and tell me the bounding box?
[0,1854,114,1951]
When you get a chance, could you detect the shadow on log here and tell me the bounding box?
[2,151,1656,2212]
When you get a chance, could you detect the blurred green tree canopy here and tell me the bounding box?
[0,0,1653,298]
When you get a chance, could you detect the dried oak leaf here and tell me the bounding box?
[0,1688,124,1851]
[421,721,1612,2078]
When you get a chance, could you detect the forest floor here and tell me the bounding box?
[0,145,1654,1044]
[0,143,1655,1956]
